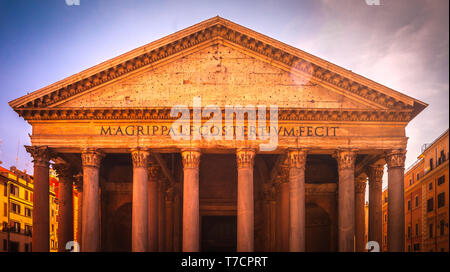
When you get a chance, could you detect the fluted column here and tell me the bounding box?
[131,148,150,252]
[181,148,201,252]
[287,149,307,252]
[335,149,357,252]
[53,162,74,252]
[25,146,53,252]
[81,149,104,252]
[355,176,367,252]
[367,164,384,250]
[147,157,160,251]
[385,149,406,252]
[236,148,256,252]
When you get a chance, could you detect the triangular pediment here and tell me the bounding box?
[54,43,377,110]
[9,16,427,121]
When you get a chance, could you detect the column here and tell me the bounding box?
[385,149,406,252]
[181,148,201,252]
[269,185,277,251]
[335,149,356,252]
[287,149,307,252]
[25,146,53,252]
[53,162,74,252]
[165,186,174,251]
[74,174,83,247]
[81,148,104,252]
[131,148,150,252]
[147,157,160,252]
[355,176,367,252]
[158,179,167,251]
[279,177,289,251]
[367,164,384,250]
[236,148,256,252]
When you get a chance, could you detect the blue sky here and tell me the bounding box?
[0,0,448,176]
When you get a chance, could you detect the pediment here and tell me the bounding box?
[9,16,427,121]
[55,43,376,110]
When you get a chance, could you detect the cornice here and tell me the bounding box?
[16,107,413,122]
[9,17,426,118]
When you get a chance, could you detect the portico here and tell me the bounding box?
[9,16,427,252]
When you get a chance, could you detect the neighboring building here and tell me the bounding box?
[0,165,59,252]
[383,129,449,252]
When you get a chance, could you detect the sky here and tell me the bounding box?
[0,0,448,179]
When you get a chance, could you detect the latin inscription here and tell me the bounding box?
[100,125,338,137]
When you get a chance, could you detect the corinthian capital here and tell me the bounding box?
[52,162,74,181]
[181,148,201,169]
[131,148,150,169]
[81,149,105,169]
[355,176,367,194]
[367,164,384,189]
[25,146,54,167]
[334,149,356,171]
[236,148,255,169]
[148,156,161,181]
[385,149,406,169]
[287,149,307,170]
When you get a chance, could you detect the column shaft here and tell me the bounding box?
[147,160,159,252]
[131,149,149,252]
[25,146,52,252]
[335,150,356,252]
[355,177,367,252]
[288,149,307,252]
[386,150,406,252]
[181,149,201,252]
[236,148,255,252]
[81,149,104,252]
[53,163,74,252]
[368,165,384,250]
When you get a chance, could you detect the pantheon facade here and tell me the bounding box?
[9,17,427,252]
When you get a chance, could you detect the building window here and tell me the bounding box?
[408,226,411,238]
[30,192,33,203]
[24,190,28,201]
[3,184,6,196]
[429,158,434,171]
[415,196,419,207]
[3,203,6,217]
[413,243,420,251]
[408,245,411,252]
[11,203,21,214]
[438,175,445,185]
[429,224,433,238]
[440,220,445,236]
[438,192,445,208]
[11,221,20,233]
[427,198,434,212]
[429,182,433,191]
[24,207,32,217]
[9,185,19,197]
[407,200,411,211]
[25,225,32,236]
[409,179,412,185]
[24,243,29,252]
[417,173,420,180]
[415,224,419,237]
